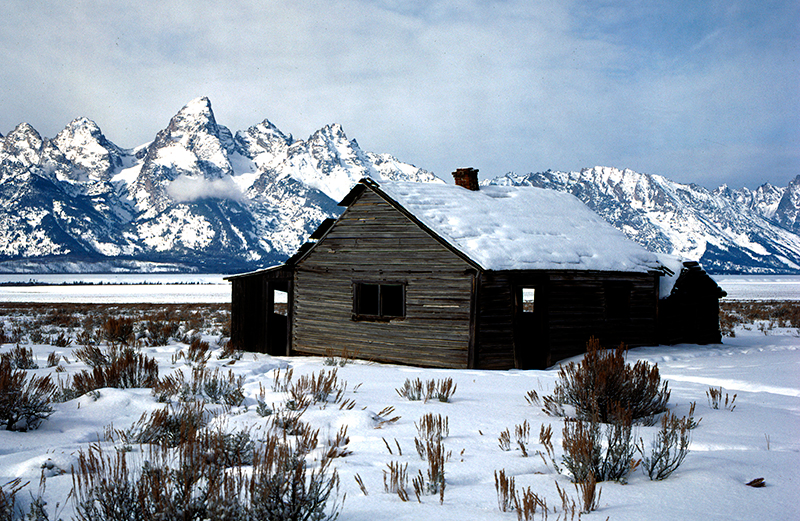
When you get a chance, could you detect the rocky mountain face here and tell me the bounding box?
[0,97,440,273]
[1,99,798,274]
[486,167,800,274]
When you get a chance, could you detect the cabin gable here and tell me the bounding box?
[292,189,476,368]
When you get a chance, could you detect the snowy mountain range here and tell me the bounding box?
[1,97,798,274]
[487,167,800,274]
[0,97,439,273]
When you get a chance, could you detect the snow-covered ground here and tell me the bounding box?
[0,323,797,520]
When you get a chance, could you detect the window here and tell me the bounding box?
[522,288,536,313]
[353,282,405,320]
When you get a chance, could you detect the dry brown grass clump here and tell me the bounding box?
[543,337,670,423]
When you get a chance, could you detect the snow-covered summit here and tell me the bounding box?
[0,98,440,272]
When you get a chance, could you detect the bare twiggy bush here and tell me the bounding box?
[706,386,737,411]
[561,410,637,483]
[555,481,579,521]
[73,350,159,395]
[73,427,343,521]
[0,478,27,521]
[101,317,134,346]
[499,429,512,451]
[416,413,449,442]
[127,400,210,447]
[271,367,294,392]
[384,461,409,501]
[638,411,692,480]
[396,377,425,401]
[494,470,549,521]
[145,320,180,347]
[51,331,72,348]
[73,344,109,368]
[324,346,358,367]
[494,469,517,512]
[575,473,601,514]
[431,377,457,403]
[1,344,38,369]
[325,425,352,459]
[396,377,456,403]
[288,369,346,407]
[46,351,62,368]
[525,390,541,407]
[412,437,448,503]
[272,407,306,435]
[373,406,401,429]
[0,358,55,432]
[516,420,531,457]
[185,337,211,365]
[544,337,670,423]
[516,486,548,521]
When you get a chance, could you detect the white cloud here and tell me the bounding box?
[167,175,244,203]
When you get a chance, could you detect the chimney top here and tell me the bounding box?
[452,167,479,191]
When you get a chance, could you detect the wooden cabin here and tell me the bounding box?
[226,168,723,369]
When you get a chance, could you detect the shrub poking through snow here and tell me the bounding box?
[0,344,38,370]
[416,413,449,442]
[0,478,26,521]
[561,409,638,483]
[638,410,692,480]
[73,427,343,521]
[101,317,134,346]
[706,386,737,411]
[0,358,55,432]
[145,320,180,347]
[396,377,457,403]
[412,436,448,504]
[384,461,409,501]
[543,337,670,424]
[288,368,346,408]
[72,349,159,395]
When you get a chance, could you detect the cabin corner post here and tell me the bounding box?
[467,270,481,369]
[286,278,294,357]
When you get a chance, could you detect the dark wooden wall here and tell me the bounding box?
[658,262,724,345]
[229,268,293,354]
[293,190,475,368]
[476,270,659,370]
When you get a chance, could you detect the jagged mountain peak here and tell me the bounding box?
[486,167,800,274]
[52,117,124,181]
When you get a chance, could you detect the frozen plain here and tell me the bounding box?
[0,276,797,520]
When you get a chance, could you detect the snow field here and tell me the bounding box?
[0,326,798,520]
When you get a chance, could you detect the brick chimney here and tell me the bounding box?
[452,167,480,191]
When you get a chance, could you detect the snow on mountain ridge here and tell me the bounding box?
[0,97,439,272]
[486,167,800,274]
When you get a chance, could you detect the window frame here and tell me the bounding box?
[352,281,406,321]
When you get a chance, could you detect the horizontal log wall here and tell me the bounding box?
[293,190,474,368]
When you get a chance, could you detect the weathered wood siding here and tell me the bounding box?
[545,271,659,362]
[476,270,659,369]
[293,190,475,368]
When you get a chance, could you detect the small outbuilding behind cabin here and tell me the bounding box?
[226,169,726,369]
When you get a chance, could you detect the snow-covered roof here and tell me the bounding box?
[371,180,663,273]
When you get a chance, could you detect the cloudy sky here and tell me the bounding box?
[2,0,797,189]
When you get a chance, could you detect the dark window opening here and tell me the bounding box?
[605,282,632,321]
[354,282,405,320]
